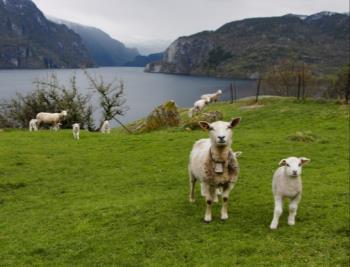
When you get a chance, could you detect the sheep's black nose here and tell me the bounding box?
[293,170,298,175]
[218,136,225,141]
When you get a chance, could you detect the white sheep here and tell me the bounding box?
[270,156,311,230]
[188,117,241,222]
[36,111,67,129]
[201,89,223,103]
[72,123,80,140]
[29,119,38,132]
[188,99,209,118]
[100,120,111,134]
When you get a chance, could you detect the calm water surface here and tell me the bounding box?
[0,67,256,124]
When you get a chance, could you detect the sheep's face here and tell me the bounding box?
[199,117,241,147]
[61,110,68,117]
[217,90,222,95]
[279,157,310,177]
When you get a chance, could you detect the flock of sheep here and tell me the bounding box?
[26,89,310,229]
[188,89,222,117]
[28,110,111,139]
[188,89,310,229]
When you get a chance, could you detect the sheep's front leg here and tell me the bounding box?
[270,195,283,230]
[221,183,234,220]
[288,194,301,226]
[203,184,215,223]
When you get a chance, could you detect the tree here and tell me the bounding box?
[84,71,130,132]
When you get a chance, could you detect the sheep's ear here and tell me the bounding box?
[279,159,287,166]
[199,121,211,131]
[229,117,241,128]
[300,157,310,165]
[234,151,242,158]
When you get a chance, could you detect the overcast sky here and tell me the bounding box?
[32,0,349,53]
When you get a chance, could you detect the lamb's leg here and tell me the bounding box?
[288,194,301,226]
[221,183,234,220]
[188,168,196,203]
[270,195,283,230]
[204,184,215,223]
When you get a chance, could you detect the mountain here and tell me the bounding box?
[0,0,93,69]
[51,18,139,66]
[124,52,163,67]
[145,12,350,78]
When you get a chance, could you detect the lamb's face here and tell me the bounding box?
[279,157,310,177]
[199,117,241,147]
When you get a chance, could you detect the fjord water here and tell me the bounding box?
[0,67,256,124]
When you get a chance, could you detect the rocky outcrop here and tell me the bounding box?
[145,12,350,78]
[0,0,93,69]
[133,100,180,133]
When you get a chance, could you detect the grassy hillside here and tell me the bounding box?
[0,98,348,266]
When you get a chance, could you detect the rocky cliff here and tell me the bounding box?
[145,12,350,78]
[0,0,93,69]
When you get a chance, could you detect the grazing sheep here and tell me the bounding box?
[188,99,209,118]
[100,120,111,134]
[201,89,223,103]
[270,157,311,230]
[188,117,241,222]
[29,119,38,132]
[36,111,67,129]
[72,123,80,140]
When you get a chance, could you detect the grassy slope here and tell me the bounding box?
[0,98,348,266]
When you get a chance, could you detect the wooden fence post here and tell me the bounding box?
[255,77,261,103]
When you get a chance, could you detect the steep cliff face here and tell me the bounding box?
[0,0,93,69]
[146,12,350,78]
[51,18,139,66]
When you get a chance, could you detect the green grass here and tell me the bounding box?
[0,98,349,266]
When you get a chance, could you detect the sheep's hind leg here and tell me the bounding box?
[188,169,196,203]
[288,194,301,226]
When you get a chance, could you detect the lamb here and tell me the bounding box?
[100,120,111,134]
[188,99,209,117]
[270,157,311,230]
[188,117,241,222]
[50,123,62,131]
[29,119,38,132]
[200,89,222,103]
[72,123,80,140]
[36,111,67,129]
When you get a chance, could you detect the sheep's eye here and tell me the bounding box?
[286,164,290,167]
[298,163,302,166]
[209,127,214,131]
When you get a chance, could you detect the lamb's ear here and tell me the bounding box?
[199,121,211,131]
[229,117,241,128]
[299,157,310,165]
[234,151,242,158]
[279,159,287,166]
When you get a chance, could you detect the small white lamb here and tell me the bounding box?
[100,120,111,134]
[29,119,38,132]
[72,123,80,140]
[270,156,310,230]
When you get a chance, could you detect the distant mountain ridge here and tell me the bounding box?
[50,18,139,66]
[124,52,163,67]
[146,11,350,78]
[0,0,93,69]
